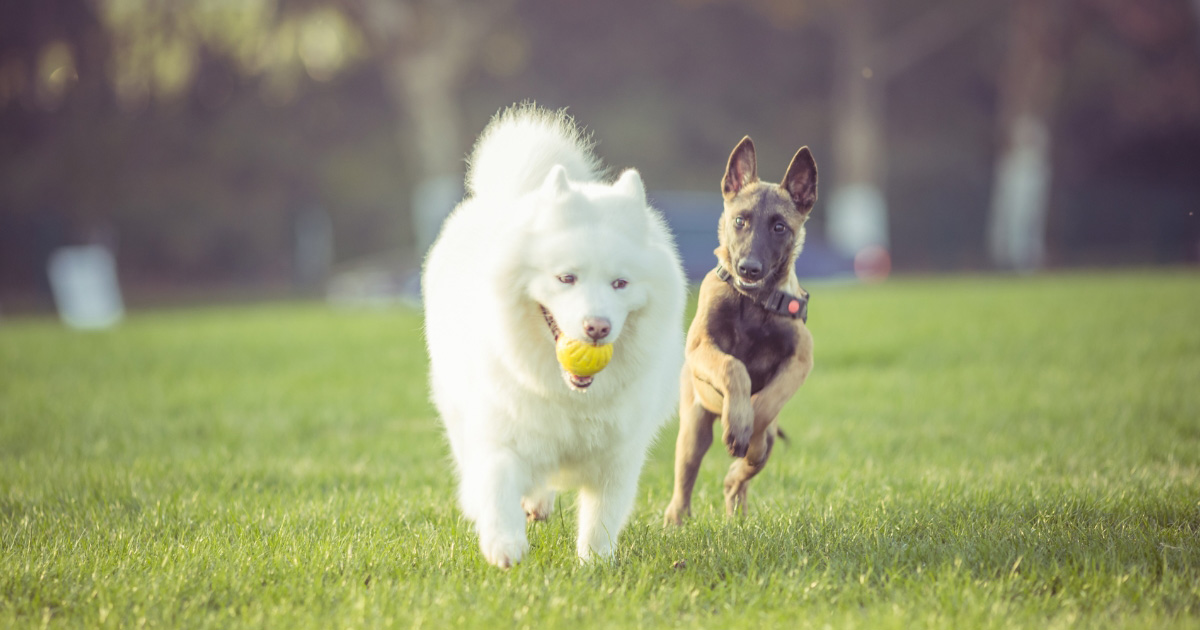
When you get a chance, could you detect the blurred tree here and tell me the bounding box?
[680,0,993,261]
[335,0,515,253]
[2,0,516,286]
[989,0,1200,270]
[93,0,515,255]
[0,0,109,295]
[3,0,1198,301]
[826,0,994,263]
[0,0,408,294]
[94,0,366,109]
[987,0,1063,271]
[1195,0,1200,49]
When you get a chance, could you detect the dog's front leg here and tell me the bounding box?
[577,455,643,562]
[723,328,813,516]
[749,338,812,431]
[466,447,533,568]
[688,342,754,458]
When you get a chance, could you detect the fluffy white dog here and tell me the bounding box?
[422,104,685,567]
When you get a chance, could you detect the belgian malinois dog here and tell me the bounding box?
[664,136,817,525]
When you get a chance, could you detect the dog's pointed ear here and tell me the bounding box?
[542,164,572,197]
[722,136,758,200]
[781,146,818,212]
[613,168,647,205]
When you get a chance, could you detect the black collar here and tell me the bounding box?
[715,264,809,323]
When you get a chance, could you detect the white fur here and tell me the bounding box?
[422,104,686,567]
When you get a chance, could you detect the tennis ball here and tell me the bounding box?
[555,336,613,377]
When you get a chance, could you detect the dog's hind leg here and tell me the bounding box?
[522,485,556,522]
[723,426,776,516]
[664,373,717,526]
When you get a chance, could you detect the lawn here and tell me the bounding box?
[1,271,1198,629]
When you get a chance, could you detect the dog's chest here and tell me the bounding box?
[708,298,797,394]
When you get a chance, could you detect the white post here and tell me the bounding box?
[988,116,1051,271]
[47,245,124,329]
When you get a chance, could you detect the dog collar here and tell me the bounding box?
[715,264,809,323]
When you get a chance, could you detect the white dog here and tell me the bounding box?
[422,104,685,567]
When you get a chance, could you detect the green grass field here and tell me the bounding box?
[2,271,1198,629]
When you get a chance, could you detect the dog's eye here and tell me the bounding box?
[612,279,628,290]
[734,216,746,229]
[557,274,576,285]
[773,222,787,234]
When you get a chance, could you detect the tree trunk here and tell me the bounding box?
[987,0,1063,271]
[1194,0,1200,57]
[826,0,889,259]
[352,0,500,255]
[823,0,992,262]
[383,49,469,256]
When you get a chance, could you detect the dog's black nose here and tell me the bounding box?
[583,317,611,341]
[737,259,763,280]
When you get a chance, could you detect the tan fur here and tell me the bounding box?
[664,137,816,524]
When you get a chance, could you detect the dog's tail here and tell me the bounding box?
[466,103,603,200]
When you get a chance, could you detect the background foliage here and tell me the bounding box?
[1,0,1199,301]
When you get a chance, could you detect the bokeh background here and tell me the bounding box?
[2,0,1199,312]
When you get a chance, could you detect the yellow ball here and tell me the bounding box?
[555,336,613,377]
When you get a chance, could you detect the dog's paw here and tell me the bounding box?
[522,492,555,522]
[479,531,528,569]
[577,539,616,563]
[662,502,690,527]
[723,400,753,457]
[723,423,751,458]
[723,479,750,516]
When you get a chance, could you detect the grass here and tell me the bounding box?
[1,270,1198,629]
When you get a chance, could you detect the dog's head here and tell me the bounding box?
[716,136,817,293]
[523,165,661,390]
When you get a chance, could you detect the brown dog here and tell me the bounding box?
[663,136,817,525]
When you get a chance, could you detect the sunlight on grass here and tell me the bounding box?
[1,272,1198,629]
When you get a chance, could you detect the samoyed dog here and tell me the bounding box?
[422,104,686,567]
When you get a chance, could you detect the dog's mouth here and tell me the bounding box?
[540,305,594,391]
[734,276,765,290]
[566,374,594,389]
